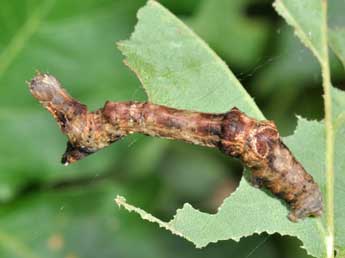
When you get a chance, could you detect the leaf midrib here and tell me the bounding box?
[141,0,265,120]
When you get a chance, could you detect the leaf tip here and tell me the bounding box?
[115,195,126,208]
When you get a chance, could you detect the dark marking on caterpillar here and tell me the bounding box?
[27,73,323,222]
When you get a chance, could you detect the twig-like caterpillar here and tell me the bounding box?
[28,73,323,222]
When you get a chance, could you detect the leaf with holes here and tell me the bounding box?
[115,1,345,257]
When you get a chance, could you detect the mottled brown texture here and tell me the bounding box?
[220,109,323,221]
[28,73,322,222]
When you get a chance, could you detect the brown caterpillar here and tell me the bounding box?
[28,73,323,222]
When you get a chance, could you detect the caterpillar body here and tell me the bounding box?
[28,73,323,222]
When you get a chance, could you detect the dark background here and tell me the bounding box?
[0,0,344,257]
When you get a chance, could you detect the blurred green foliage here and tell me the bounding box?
[0,0,343,258]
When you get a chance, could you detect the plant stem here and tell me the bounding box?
[321,1,334,258]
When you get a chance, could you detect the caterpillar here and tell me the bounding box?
[28,72,323,222]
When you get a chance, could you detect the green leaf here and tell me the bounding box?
[273,0,327,63]
[251,0,345,135]
[0,181,297,258]
[274,1,344,258]
[331,87,345,255]
[117,117,328,257]
[117,109,344,258]
[255,0,345,98]
[0,0,150,200]
[116,1,343,257]
[117,0,263,118]
[0,183,192,258]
